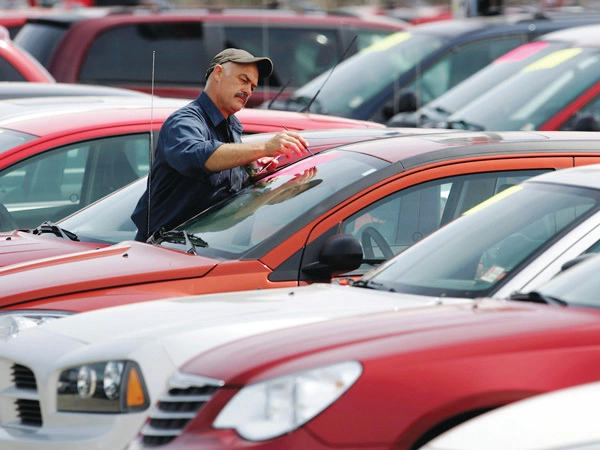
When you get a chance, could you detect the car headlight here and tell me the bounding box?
[213,361,362,441]
[0,311,71,343]
[57,360,149,413]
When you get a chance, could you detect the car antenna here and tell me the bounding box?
[146,50,156,242]
[266,77,294,109]
[300,35,357,113]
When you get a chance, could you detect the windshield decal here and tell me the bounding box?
[494,41,548,64]
[463,185,523,216]
[523,48,583,72]
[479,265,507,283]
[363,32,412,53]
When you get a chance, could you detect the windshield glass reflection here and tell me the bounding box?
[168,151,387,257]
[289,32,447,116]
[447,47,600,130]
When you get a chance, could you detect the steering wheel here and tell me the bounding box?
[361,226,394,261]
[0,202,18,231]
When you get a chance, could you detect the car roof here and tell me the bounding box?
[22,7,408,28]
[0,97,187,135]
[539,22,600,46]
[0,81,152,100]
[335,130,600,165]
[409,11,600,38]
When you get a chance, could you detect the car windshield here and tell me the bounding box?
[536,254,600,308]
[360,181,600,298]
[286,31,447,116]
[14,22,68,67]
[161,150,388,258]
[447,46,600,131]
[421,40,570,122]
[58,177,146,244]
[0,128,37,153]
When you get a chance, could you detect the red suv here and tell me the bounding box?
[14,8,407,106]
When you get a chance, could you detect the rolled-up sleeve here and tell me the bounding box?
[162,110,224,178]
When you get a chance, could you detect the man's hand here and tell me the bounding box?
[265,131,309,158]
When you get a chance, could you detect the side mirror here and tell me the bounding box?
[302,234,363,278]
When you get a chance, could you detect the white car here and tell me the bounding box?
[420,380,600,450]
[3,163,600,449]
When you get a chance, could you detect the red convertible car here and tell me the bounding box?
[1,130,600,317]
[0,98,383,230]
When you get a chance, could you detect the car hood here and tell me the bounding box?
[181,299,600,382]
[0,230,105,267]
[0,240,217,306]
[0,284,467,371]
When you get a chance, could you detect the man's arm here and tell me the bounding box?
[205,130,309,172]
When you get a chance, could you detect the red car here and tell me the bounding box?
[0,97,383,230]
[1,130,600,317]
[128,277,600,450]
[13,8,407,105]
[0,25,54,82]
[0,126,397,267]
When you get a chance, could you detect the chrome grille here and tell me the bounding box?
[140,372,223,447]
[11,364,42,427]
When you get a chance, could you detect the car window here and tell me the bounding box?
[223,26,340,88]
[560,92,600,131]
[448,47,600,131]
[0,56,27,81]
[363,180,600,298]
[79,23,206,84]
[289,31,449,116]
[162,151,388,258]
[13,22,67,67]
[404,36,525,105]
[0,133,149,229]
[0,128,36,152]
[341,170,544,270]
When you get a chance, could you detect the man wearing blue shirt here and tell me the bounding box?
[132,48,309,241]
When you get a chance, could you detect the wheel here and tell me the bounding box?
[361,226,394,260]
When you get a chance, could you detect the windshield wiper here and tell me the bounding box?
[509,291,568,306]
[154,229,208,254]
[352,279,396,292]
[30,221,79,241]
[447,119,485,131]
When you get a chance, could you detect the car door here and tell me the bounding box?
[295,157,573,281]
[0,133,149,230]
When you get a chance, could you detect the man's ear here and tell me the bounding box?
[213,64,224,81]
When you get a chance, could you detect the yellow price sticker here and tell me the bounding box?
[364,32,412,53]
[463,185,523,216]
[523,48,583,72]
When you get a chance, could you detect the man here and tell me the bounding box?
[132,48,309,241]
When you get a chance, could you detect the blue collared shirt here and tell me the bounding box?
[132,92,248,241]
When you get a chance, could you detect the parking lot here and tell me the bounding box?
[1,0,600,449]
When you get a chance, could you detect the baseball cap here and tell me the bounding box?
[205,48,273,80]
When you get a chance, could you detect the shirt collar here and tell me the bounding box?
[197,91,243,136]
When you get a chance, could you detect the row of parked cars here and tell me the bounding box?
[2,4,600,450]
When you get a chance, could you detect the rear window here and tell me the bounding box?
[14,22,67,67]
[79,23,207,85]
[0,56,26,82]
